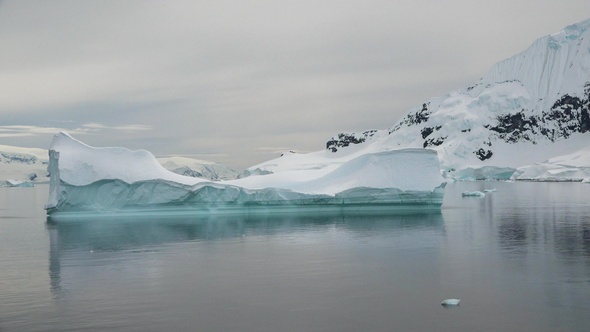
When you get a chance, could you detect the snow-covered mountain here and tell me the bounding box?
[0,145,238,183]
[0,144,49,184]
[156,157,238,181]
[382,18,590,177]
[250,19,590,180]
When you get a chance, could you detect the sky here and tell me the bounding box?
[1,1,590,170]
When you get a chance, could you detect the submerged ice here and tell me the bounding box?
[45,133,446,215]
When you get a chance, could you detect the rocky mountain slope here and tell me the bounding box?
[322,19,590,179]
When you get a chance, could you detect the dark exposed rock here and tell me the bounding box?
[180,168,204,178]
[237,168,273,179]
[421,125,442,139]
[390,103,431,133]
[487,83,589,143]
[423,136,446,148]
[0,153,38,164]
[487,112,539,143]
[326,130,378,153]
[475,148,493,161]
[280,151,296,157]
[421,127,434,139]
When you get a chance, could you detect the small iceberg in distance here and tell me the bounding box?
[45,132,446,218]
[441,299,461,306]
[483,188,496,193]
[461,191,485,197]
[3,179,35,187]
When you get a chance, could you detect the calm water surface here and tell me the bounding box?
[1,182,589,331]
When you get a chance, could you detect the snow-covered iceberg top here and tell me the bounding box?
[511,146,590,182]
[45,132,446,216]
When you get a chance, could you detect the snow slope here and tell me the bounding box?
[382,19,590,177]
[511,146,590,181]
[0,144,49,184]
[46,133,445,215]
[0,143,238,183]
[157,157,238,181]
[250,19,590,180]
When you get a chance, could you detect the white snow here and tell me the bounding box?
[48,132,206,187]
[308,19,590,180]
[157,156,238,181]
[0,144,49,183]
[230,149,442,194]
[441,299,461,306]
[0,141,239,183]
[511,146,590,181]
[45,133,445,214]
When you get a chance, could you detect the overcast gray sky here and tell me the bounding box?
[1,0,589,169]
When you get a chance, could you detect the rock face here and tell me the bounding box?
[326,130,380,153]
[323,19,590,179]
[485,84,590,144]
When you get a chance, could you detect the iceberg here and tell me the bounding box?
[449,166,515,181]
[511,146,590,182]
[3,179,35,187]
[441,299,461,306]
[45,132,446,217]
[461,191,485,197]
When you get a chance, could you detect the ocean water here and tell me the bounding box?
[1,182,589,331]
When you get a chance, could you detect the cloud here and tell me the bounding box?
[0,125,84,138]
[0,123,151,138]
[81,123,152,132]
[2,0,590,169]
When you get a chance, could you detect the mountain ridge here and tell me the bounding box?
[320,18,590,179]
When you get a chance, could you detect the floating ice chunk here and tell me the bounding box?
[483,188,496,192]
[441,299,461,306]
[3,179,34,187]
[450,167,515,181]
[45,132,446,216]
[461,191,485,197]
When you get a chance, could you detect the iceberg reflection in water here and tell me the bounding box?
[47,210,443,301]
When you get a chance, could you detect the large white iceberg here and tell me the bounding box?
[510,146,590,182]
[45,132,445,216]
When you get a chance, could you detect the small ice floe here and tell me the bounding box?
[441,299,461,306]
[461,191,485,197]
[582,178,590,184]
[483,188,496,193]
[3,179,34,188]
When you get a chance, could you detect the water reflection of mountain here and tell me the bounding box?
[47,211,443,299]
[444,181,590,259]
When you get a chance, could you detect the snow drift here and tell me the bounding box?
[45,133,445,216]
[511,146,590,182]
